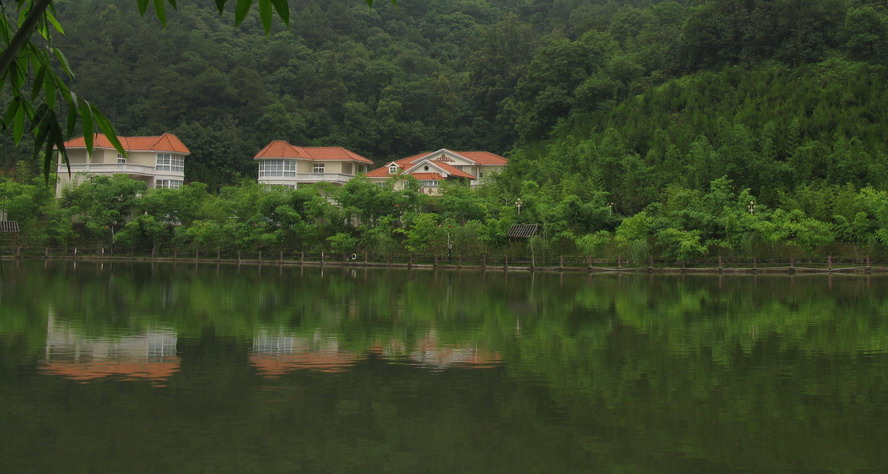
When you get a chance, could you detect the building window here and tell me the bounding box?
[343,163,353,175]
[479,171,485,178]
[421,180,439,187]
[389,164,398,174]
[313,163,325,174]
[156,154,184,172]
[259,160,296,178]
[117,154,126,164]
[156,179,183,189]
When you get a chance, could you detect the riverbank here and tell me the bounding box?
[2,253,885,275]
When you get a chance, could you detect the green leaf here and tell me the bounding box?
[52,47,75,80]
[214,0,227,14]
[269,0,289,24]
[44,127,56,184]
[13,102,25,144]
[154,0,167,26]
[2,98,20,130]
[65,92,78,137]
[54,128,71,179]
[235,0,253,26]
[258,0,272,33]
[31,64,46,100]
[79,101,95,154]
[33,105,52,162]
[137,0,150,15]
[43,72,57,111]
[167,0,178,8]
[46,6,65,34]
[92,107,126,157]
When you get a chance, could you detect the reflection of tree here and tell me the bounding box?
[40,313,179,383]
[3,263,888,469]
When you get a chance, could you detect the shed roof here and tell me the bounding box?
[507,224,539,239]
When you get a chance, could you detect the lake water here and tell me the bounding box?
[1,261,887,472]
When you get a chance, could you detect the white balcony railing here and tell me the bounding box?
[258,173,355,185]
[57,162,182,177]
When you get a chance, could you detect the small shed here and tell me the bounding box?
[0,220,20,257]
[0,221,20,234]
[507,224,539,239]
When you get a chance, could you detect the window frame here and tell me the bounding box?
[156,153,184,172]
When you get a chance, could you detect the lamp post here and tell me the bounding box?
[515,198,522,217]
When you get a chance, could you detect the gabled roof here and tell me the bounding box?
[63,133,190,154]
[366,158,475,181]
[394,149,508,167]
[254,140,373,164]
[365,165,399,178]
[410,173,448,180]
[405,159,476,179]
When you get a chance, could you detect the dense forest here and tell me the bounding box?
[3,0,888,261]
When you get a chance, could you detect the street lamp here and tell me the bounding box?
[515,198,522,216]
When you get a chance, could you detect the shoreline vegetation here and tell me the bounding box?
[5,3,888,268]
[3,251,886,275]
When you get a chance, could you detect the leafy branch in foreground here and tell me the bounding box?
[0,0,392,182]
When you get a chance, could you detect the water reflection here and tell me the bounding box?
[40,313,179,383]
[250,331,361,376]
[250,329,502,377]
[2,263,888,471]
[404,330,501,370]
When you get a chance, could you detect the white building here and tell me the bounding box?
[255,140,373,188]
[56,133,190,196]
[365,149,508,195]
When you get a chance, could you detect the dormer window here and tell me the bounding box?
[389,164,398,174]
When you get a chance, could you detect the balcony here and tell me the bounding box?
[258,173,355,185]
[57,162,182,177]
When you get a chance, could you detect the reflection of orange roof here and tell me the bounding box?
[41,360,180,382]
[249,352,362,377]
[254,140,373,163]
[410,347,502,369]
[63,133,190,154]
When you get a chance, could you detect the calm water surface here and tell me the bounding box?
[1,262,887,472]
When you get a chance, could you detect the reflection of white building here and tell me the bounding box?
[405,330,501,370]
[41,314,179,382]
[250,329,502,376]
[250,331,361,377]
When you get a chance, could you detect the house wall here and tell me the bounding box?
[64,148,181,167]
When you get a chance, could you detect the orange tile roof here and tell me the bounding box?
[429,162,476,179]
[395,150,508,166]
[254,140,373,164]
[410,173,446,180]
[63,133,190,154]
[365,166,400,178]
[456,151,509,165]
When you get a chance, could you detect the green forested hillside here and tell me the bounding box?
[4,0,888,260]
